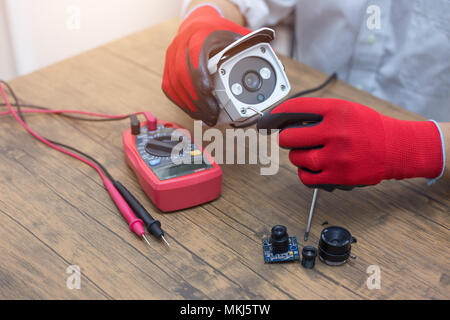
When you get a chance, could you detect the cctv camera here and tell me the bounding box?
[208,28,291,126]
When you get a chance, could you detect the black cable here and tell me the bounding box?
[1,80,25,122]
[287,72,337,100]
[0,80,130,122]
[0,102,46,109]
[0,102,130,121]
[2,81,115,181]
[46,139,115,181]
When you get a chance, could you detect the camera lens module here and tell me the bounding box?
[243,71,262,92]
[228,56,277,105]
[270,225,290,254]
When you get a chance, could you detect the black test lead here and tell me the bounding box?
[113,181,170,247]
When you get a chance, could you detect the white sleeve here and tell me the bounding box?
[182,0,296,29]
[229,0,296,29]
[181,1,225,18]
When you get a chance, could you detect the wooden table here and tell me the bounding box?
[1,19,449,300]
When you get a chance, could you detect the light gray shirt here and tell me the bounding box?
[204,0,450,121]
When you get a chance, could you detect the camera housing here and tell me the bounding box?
[208,28,291,125]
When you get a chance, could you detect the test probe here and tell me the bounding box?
[0,81,169,248]
[113,181,170,246]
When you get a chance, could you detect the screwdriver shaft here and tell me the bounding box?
[304,188,319,241]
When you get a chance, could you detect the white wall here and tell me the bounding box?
[0,0,16,80]
[0,0,182,80]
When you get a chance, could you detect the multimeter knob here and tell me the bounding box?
[144,134,183,157]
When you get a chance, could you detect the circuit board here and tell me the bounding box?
[262,236,300,263]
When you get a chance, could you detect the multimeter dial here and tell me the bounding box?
[144,133,182,157]
[135,125,213,181]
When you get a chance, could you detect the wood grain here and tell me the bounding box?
[0,18,448,299]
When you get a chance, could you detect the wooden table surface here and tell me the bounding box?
[1,19,449,300]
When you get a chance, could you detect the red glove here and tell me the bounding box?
[259,98,444,191]
[162,5,250,126]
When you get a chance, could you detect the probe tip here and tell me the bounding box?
[304,232,309,242]
[142,234,151,247]
[161,235,170,247]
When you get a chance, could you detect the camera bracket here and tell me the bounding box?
[207,28,275,75]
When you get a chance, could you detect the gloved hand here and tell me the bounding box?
[259,97,444,191]
[162,5,250,126]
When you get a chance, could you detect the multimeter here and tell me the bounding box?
[122,116,222,212]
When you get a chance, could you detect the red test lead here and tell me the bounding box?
[0,82,150,247]
[102,178,146,239]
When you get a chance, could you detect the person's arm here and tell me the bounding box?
[438,122,449,179]
[186,0,245,26]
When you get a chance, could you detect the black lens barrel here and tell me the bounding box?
[243,71,262,92]
[271,225,290,254]
[301,246,318,269]
[318,226,356,266]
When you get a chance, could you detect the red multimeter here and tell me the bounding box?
[122,117,222,212]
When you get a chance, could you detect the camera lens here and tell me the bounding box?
[318,226,356,266]
[243,71,262,92]
[270,225,289,254]
[228,57,277,105]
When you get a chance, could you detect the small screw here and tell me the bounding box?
[260,47,266,53]
[281,84,286,91]
[220,69,226,75]
[240,107,247,114]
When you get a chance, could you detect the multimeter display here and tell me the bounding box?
[153,163,211,180]
[135,124,212,181]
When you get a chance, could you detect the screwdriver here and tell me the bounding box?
[304,188,318,241]
[113,181,170,247]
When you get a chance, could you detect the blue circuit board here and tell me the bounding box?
[262,236,300,263]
